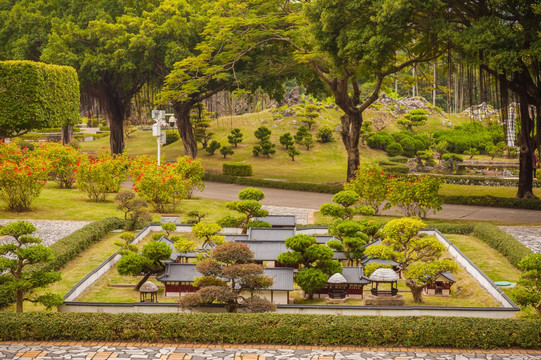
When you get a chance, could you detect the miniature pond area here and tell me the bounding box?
[74,231,508,308]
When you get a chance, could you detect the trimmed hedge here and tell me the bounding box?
[38,217,125,272]
[203,173,343,194]
[473,223,533,267]
[429,174,541,188]
[223,163,253,177]
[443,195,541,210]
[1,313,540,349]
[430,223,475,235]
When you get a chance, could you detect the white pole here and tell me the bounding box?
[157,136,161,166]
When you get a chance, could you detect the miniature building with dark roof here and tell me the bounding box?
[156,263,294,304]
[254,215,297,228]
[313,267,372,299]
[424,271,456,295]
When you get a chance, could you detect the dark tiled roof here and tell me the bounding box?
[341,266,372,285]
[237,240,346,261]
[361,257,399,266]
[157,263,294,291]
[248,228,295,241]
[156,236,181,261]
[254,215,296,227]
[439,271,456,283]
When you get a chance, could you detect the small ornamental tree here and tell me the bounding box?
[279,133,294,149]
[178,242,275,313]
[252,140,276,157]
[364,217,457,303]
[228,128,243,147]
[0,143,49,211]
[226,188,268,234]
[294,126,309,144]
[206,140,221,155]
[397,109,428,132]
[115,190,152,231]
[486,141,506,160]
[512,254,541,315]
[192,222,225,249]
[220,146,234,158]
[327,220,369,266]
[75,151,127,202]
[0,221,63,312]
[35,142,81,189]
[298,103,320,130]
[287,146,301,161]
[116,241,172,290]
[277,234,342,300]
[254,126,271,142]
[316,126,334,143]
[191,102,214,149]
[387,175,443,217]
[320,191,374,220]
[344,162,390,215]
[130,157,189,213]
[303,134,315,150]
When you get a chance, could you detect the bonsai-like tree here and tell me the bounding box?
[0,221,62,312]
[226,188,269,234]
[327,220,369,266]
[280,133,294,149]
[228,128,243,147]
[277,234,342,300]
[364,217,457,303]
[116,241,172,290]
[320,190,375,220]
[288,146,301,161]
[191,222,225,249]
[178,242,275,313]
[115,190,152,231]
[397,109,428,132]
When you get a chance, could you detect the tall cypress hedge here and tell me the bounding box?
[0,60,79,138]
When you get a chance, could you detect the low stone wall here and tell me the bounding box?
[59,302,518,319]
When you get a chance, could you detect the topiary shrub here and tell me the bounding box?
[164,130,180,145]
[386,142,403,157]
[223,163,253,177]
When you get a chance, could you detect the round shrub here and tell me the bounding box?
[367,131,394,150]
[223,163,253,177]
[386,142,403,157]
[165,130,180,145]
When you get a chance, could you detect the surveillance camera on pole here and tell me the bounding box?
[152,110,166,166]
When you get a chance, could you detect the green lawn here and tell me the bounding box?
[0,182,234,222]
[440,184,541,198]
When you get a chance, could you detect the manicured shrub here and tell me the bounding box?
[367,131,394,150]
[430,223,475,235]
[174,156,205,197]
[228,129,243,147]
[98,126,110,132]
[75,152,128,202]
[473,223,533,267]
[223,163,253,177]
[220,146,234,158]
[0,142,49,211]
[386,142,403,157]
[316,126,334,143]
[1,313,540,349]
[443,195,541,210]
[206,140,221,155]
[345,162,390,215]
[387,175,443,217]
[388,156,408,163]
[164,130,180,145]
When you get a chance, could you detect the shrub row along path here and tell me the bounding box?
[0,219,91,246]
[3,342,541,360]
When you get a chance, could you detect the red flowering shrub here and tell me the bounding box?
[387,175,443,217]
[34,142,81,188]
[345,162,391,215]
[0,142,49,211]
[130,155,189,213]
[174,156,205,197]
[75,151,128,202]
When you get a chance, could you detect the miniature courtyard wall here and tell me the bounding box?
[61,225,520,318]
[421,229,516,309]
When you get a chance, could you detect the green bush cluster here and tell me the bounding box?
[34,217,125,272]
[98,126,110,132]
[32,127,63,133]
[430,175,540,188]
[367,131,431,158]
[443,195,541,210]
[203,173,342,194]
[164,130,180,145]
[223,163,253,177]
[1,313,540,348]
[433,122,504,155]
[473,223,533,267]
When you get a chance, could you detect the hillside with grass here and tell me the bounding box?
[80,100,487,185]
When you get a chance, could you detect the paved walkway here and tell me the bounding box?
[2,342,541,360]
[194,182,541,224]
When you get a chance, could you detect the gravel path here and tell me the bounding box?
[0,219,92,247]
[499,226,541,254]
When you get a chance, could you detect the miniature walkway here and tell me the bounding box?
[3,342,541,360]
[195,182,541,224]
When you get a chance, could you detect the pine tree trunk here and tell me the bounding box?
[61,125,74,145]
[406,278,424,303]
[516,94,536,198]
[16,289,24,313]
[174,102,198,158]
[136,272,152,291]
